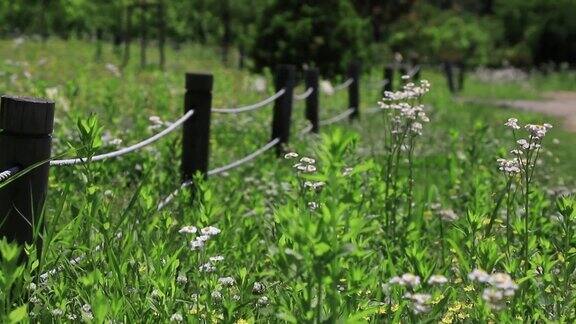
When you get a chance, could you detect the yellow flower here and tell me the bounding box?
[391,304,400,312]
[464,285,475,292]
[454,277,463,284]
[448,303,461,312]
[441,312,454,324]
[457,312,470,320]
[432,294,444,305]
[236,320,249,324]
[378,306,387,315]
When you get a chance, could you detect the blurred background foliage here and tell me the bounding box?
[0,0,575,76]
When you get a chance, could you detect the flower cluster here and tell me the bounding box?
[182,225,220,251]
[404,292,432,315]
[389,273,421,288]
[468,269,519,310]
[293,156,317,173]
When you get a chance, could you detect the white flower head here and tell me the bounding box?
[218,276,236,287]
[178,226,198,234]
[427,274,449,285]
[504,118,521,130]
[201,226,221,236]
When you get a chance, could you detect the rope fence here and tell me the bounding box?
[293,87,313,101]
[319,108,355,126]
[212,89,285,114]
[333,78,354,92]
[50,110,195,166]
[0,61,423,265]
[0,166,19,183]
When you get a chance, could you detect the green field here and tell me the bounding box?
[1,39,575,322]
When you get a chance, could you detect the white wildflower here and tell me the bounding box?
[209,255,225,262]
[252,281,265,294]
[178,226,198,234]
[257,296,269,306]
[284,152,299,159]
[170,313,184,322]
[427,275,449,285]
[504,118,520,130]
[468,268,490,283]
[201,226,221,236]
[218,277,236,286]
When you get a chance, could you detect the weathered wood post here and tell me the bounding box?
[181,73,213,182]
[348,61,361,120]
[122,5,132,67]
[0,96,54,251]
[384,65,394,92]
[444,62,456,94]
[140,7,147,68]
[457,62,465,92]
[305,68,320,133]
[158,3,166,70]
[271,65,295,156]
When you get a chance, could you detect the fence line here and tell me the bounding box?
[1,60,409,262]
[319,108,355,126]
[212,89,285,114]
[294,87,313,101]
[50,110,195,166]
[0,166,19,183]
[408,65,421,79]
[333,78,354,92]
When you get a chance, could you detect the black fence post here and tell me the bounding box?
[457,62,465,92]
[444,62,456,94]
[140,7,147,68]
[305,68,320,133]
[271,64,295,156]
[181,73,213,183]
[158,3,166,70]
[384,65,394,92]
[348,61,361,120]
[122,5,132,67]
[0,96,54,252]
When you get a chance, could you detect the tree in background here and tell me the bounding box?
[251,0,368,77]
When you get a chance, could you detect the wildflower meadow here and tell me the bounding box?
[1,2,576,323]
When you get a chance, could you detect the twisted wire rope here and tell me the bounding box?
[212,89,285,114]
[333,78,354,92]
[319,108,355,126]
[293,87,313,101]
[408,65,421,78]
[50,110,195,166]
[0,166,20,183]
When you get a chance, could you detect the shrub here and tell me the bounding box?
[250,0,368,77]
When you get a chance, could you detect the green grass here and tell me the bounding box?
[1,38,575,322]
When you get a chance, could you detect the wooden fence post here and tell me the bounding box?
[0,96,54,251]
[457,62,465,92]
[158,3,166,70]
[384,65,394,92]
[181,73,213,182]
[348,61,361,120]
[305,68,319,133]
[271,64,295,156]
[122,5,132,67]
[140,7,147,68]
[444,62,456,94]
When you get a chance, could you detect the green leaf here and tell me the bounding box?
[8,305,27,323]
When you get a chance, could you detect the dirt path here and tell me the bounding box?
[465,91,576,132]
